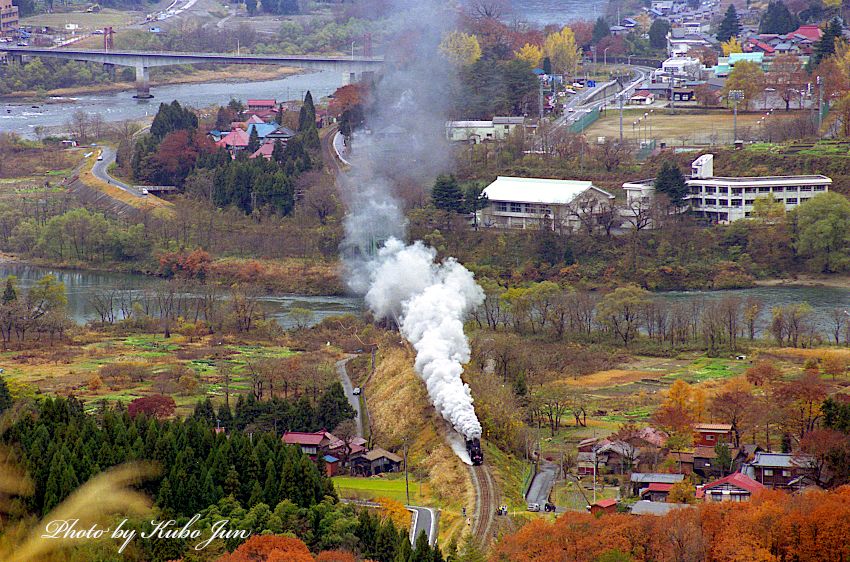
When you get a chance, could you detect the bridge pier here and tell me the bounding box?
[103,62,116,80]
[343,71,359,85]
[133,63,153,99]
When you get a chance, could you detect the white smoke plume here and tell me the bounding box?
[339,0,485,462]
[364,240,484,442]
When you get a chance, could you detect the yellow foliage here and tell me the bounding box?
[514,43,544,69]
[438,31,482,66]
[544,27,580,76]
[722,37,743,55]
[375,497,412,529]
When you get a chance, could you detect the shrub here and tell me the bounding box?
[128,394,176,418]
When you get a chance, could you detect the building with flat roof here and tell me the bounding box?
[445,116,525,143]
[623,154,831,223]
[0,0,19,38]
[479,176,614,232]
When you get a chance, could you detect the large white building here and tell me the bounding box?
[479,176,615,231]
[623,154,831,223]
[445,116,525,143]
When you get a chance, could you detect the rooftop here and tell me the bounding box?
[362,447,403,463]
[630,473,686,484]
[630,500,693,515]
[592,498,618,508]
[282,430,333,446]
[703,472,765,494]
[483,176,612,206]
[695,423,733,432]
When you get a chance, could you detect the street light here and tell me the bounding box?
[603,46,611,67]
[729,89,744,144]
[351,41,356,60]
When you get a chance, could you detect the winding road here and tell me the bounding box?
[92,147,145,197]
[335,356,365,439]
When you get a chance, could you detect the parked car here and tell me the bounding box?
[97,153,103,161]
[527,503,540,512]
[352,387,361,396]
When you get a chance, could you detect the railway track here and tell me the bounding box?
[470,465,498,545]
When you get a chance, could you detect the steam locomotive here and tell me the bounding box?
[466,438,484,465]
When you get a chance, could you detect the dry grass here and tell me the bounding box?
[563,369,660,389]
[367,346,473,544]
[21,9,143,32]
[586,109,798,146]
[760,347,850,362]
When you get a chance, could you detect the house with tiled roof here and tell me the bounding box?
[215,128,250,152]
[247,99,277,111]
[742,452,816,489]
[282,430,337,457]
[701,472,764,502]
[639,482,673,502]
[693,422,734,447]
[250,142,277,160]
[589,498,618,514]
[630,473,685,496]
[350,447,403,476]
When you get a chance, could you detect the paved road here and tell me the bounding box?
[555,65,655,130]
[92,147,145,197]
[525,461,558,507]
[335,356,364,439]
[409,505,438,546]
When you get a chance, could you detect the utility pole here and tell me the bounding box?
[618,91,624,142]
[403,437,410,505]
[539,79,544,121]
[817,75,824,131]
[729,89,744,144]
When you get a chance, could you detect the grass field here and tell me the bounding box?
[587,109,797,146]
[552,480,619,511]
[333,475,427,505]
[22,9,143,32]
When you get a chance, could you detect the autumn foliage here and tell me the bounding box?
[158,248,213,280]
[492,487,850,562]
[216,535,314,562]
[127,394,176,419]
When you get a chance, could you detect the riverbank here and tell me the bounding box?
[0,65,302,102]
[755,274,850,290]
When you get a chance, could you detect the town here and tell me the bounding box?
[1,0,850,561]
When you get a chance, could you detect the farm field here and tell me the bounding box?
[586,109,799,146]
[0,332,298,416]
[333,475,428,505]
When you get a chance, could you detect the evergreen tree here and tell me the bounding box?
[759,1,799,34]
[542,56,552,75]
[263,459,279,506]
[193,398,216,425]
[592,17,611,44]
[432,175,465,213]
[374,520,398,562]
[247,127,260,153]
[717,4,742,42]
[316,382,355,430]
[654,161,689,208]
[411,531,432,562]
[245,0,257,16]
[2,277,16,304]
[298,91,316,132]
[0,374,11,415]
[280,0,298,14]
[649,19,672,50]
[150,100,198,141]
[813,18,842,66]
[217,403,233,430]
[224,465,240,497]
[272,139,285,164]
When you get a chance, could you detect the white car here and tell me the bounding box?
[352,387,362,396]
[572,82,584,88]
[527,503,541,512]
[97,154,103,161]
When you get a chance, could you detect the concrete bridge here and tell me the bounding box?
[2,46,383,98]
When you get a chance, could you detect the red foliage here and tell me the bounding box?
[148,129,217,185]
[492,487,850,562]
[128,394,176,419]
[329,84,367,118]
[157,249,212,280]
[596,34,627,56]
[569,20,594,49]
[216,535,314,562]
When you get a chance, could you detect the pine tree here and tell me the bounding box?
[542,56,552,74]
[654,161,688,208]
[316,382,355,430]
[224,465,240,497]
[248,480,265,507]
[411,531,432,562]
[263,459,279,506]
[193,398,215,425]
[271,139,285,164]
[298,91,316,132]
[717,4,742,42]
[432,175,465,213]
[0,374,11,415]
[592,17,610,44]
[248,127,261,153]
[2,277,16,304]
[759,1,799,35]
[813,18,842,66]
[245,0,257,16]
[217,403,233,430]
[374,520,398,562]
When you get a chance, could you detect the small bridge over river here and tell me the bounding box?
[2,46,384,97]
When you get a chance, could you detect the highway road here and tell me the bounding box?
[92,147,145,197]
[555,65,656,132]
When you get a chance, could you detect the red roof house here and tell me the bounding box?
[639,482,673,502]
[282,430,336,457]
[247,99,277,111]
[589,498,618,515]
[790,24,822,42]
[246,114,266,124]
[250,142,276,160]
[702,472,764,502]
[215,128,250,151]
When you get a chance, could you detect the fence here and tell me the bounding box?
[569,107,600,134]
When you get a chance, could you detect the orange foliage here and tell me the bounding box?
[329,84,367,117]
[158,248,212,280]
[492,487,850,562]
[375,497,411,529]
[217,535,314,562]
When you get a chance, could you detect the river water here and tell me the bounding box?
[0,69,343,138]
[0,263,362,329]
[2,262,848,334]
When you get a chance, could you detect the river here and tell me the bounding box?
[3,262,849,335]
[0,263,362,329]
[509,0,606,26]
[0,68,343,138]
